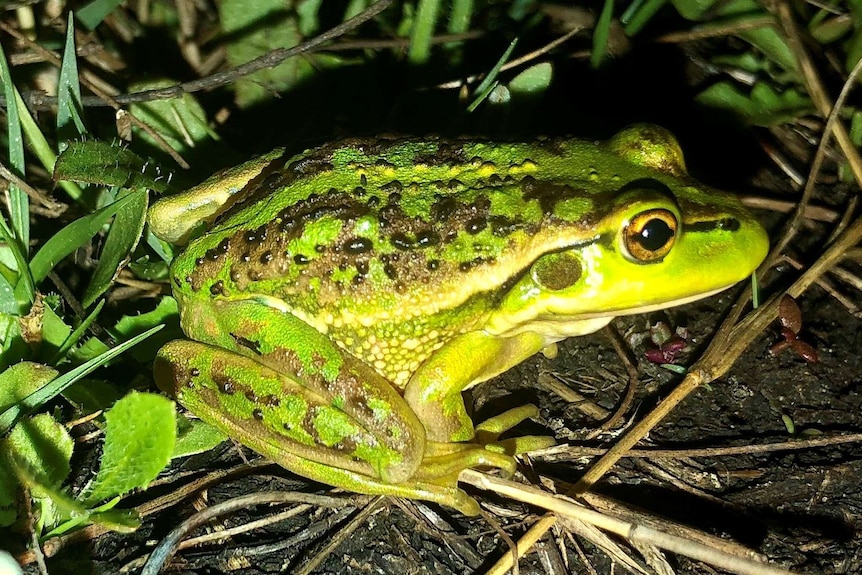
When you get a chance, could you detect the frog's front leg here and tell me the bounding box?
[404,330,552,444]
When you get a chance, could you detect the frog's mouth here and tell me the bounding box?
[488,284,732,340]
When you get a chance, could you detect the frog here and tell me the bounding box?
[149,125,769,515]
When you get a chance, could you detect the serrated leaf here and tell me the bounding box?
[53,140,171,193]
[114,296,178,338]
[508,63,553,94]
[82,189,148,308]
[83,392,175,505]
[62,378,122,416]
[112,296,180,362]
[40,302,73,362]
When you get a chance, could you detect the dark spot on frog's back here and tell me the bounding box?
[431,196,456,222]
[231,333,262,355]
[465,216,487,234]
[416,230,439,247]
[215,375,236,395]
[345,237,373,254]
[412,139,469,167]
[521,176,581,214]
[286,151,335,181]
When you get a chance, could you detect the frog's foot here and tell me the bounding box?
[474,404,556,456]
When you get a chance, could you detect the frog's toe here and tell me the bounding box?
[418,443,517,481]
[484,434,556,456]
[473,404,556,455]
[475,404,540,435]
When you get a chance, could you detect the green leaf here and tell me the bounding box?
[50,300,104,364]
[0,326,162,434]
[77,0,125,30]
[219,0,317,108]
[0,37,27,257]
[82,189,149,308]
[508,63,553,94]
[468,38,518,112]
[86,507,140,533]
[173,418,228,459]
[114,296,178,339]
[0,272,17,314]
[448,0,474,34]
[0,362,59,413]
[57,15,87,140]
[409,0,441,63]
[592,0,615,68]
[623,0,668,36]
[53,140,170,193]
[10,457,88,532]
[0,459,18,526]
[82,392,175,505]
[27,191,140,286]
[111,296,180,362]
[696,81,812,126]
[62,378,122,416]
[5,414,74,498]
[736,26,797,74]
[39,302,74,362]
[128,79,214,155]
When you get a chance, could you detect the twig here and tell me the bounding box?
[463,470,796,575]
[140,492,357,575]
[294,496,384,575]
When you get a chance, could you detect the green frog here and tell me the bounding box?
[149,125,769,515]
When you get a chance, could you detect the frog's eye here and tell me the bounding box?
[623,209,677,263]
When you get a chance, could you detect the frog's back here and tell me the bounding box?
[178,137,619,319]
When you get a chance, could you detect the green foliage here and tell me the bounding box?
[77,0,125,30]
[57,15,87,140]
[82,392,175,506]
[218,0,320,108]
[128,79,215,156]
[82,188,149,308]
[696,81,811,126]
[173,417,227,459]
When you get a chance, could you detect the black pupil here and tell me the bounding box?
[636,218,674,251]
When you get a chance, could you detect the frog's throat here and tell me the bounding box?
[486,284,729,339]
